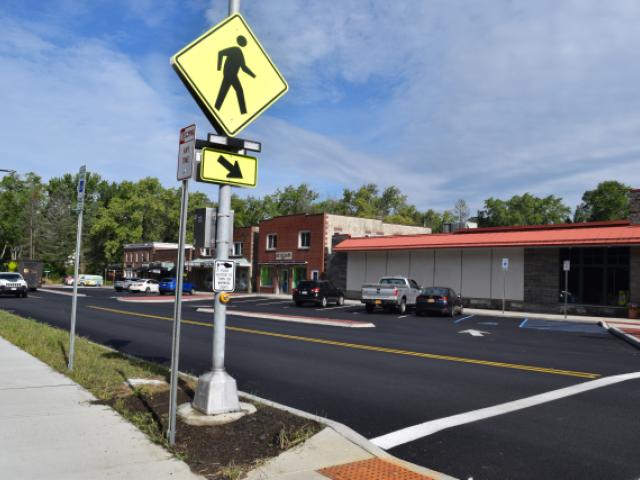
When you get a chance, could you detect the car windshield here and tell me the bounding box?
[421,287,449,296]
[380,278,405,286]
[0,273,21,281]
[297,281,316,289]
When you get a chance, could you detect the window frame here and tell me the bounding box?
[233,241,243,256]
[298,230,311,249]
[266,233,278,251]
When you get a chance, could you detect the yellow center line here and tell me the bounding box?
[87,305,600,380]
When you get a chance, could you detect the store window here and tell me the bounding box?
[267,234,277,250]
[298,231,311,249]
[293,266,307,288]
[260,266,273,287]
[559,247,629,306]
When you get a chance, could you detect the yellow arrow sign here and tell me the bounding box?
[171,14,288,137]
[199,148,258,188]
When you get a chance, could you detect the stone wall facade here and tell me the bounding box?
[524,247,559,311]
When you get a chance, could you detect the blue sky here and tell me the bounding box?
[2,0,640,214]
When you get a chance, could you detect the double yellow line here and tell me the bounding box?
[88,305,600,379]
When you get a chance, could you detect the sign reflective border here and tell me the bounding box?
[171,14,288,137]
[199,147,257,188]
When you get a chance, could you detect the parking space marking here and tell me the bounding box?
[370,371,640,450]
[87,305,601,379]
[453,315,474,324]
[398,315,409,319]
[519,318,529,328]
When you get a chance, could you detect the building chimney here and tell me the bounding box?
[630,189,640,224]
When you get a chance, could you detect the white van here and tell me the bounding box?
[77,274,104,287]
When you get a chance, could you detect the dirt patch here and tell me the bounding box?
[97,379,321,479]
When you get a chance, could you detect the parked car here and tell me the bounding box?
[114,277,140,292]
[129,279,160,294]
[0,272,28,298]
[159,277,195,295]
[77,274,103,287]
[65,274,104,287]
[361,276,422,314]
[415,287,464,317]
[293,280,344,308]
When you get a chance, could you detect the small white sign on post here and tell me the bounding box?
[563,260,571,272]
[501,257,509,271]
[214,260,235,292]
[177,124,196,180]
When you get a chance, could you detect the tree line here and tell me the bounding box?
[0,172,631,276]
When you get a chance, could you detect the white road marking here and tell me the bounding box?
[454,315,474,324]
[370,371,640,450]
[398,315,409,319]
[316,305,354,311]
[39,289,86,297]
[459,329,489,337]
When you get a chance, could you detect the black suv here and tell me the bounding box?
[293,280,344,308]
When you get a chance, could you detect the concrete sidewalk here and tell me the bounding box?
[0,336,201,480]
[0,335,453,480]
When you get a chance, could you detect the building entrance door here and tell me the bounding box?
[280,269,289,294]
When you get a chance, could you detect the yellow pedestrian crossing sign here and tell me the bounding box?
[199,147,258,188]
[171,14,288,137]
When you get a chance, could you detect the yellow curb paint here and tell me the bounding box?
[87,305,600,380]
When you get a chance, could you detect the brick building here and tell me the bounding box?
[123,242,195,279]
[335,189,640,318]
[186,226,259,292]
[257,213,431,294]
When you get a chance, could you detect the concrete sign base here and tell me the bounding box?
[192,370,241,415]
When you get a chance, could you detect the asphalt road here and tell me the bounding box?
[2,288,639,479]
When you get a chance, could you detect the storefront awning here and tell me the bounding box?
[258,261,308,266]
[187,257,252,268]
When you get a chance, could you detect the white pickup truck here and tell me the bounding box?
[361,276,422,314]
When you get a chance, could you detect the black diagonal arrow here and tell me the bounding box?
[217,155,243,179]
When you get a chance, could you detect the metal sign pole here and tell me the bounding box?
[68,165,86,371]
[502,270,506,315]
[168,178,189,445]
[564,269,568,319]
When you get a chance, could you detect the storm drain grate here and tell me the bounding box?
[319,458,434,480]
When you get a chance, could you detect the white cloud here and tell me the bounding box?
[0,16,179,183]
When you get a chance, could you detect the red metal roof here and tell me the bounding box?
[334,222,640,251]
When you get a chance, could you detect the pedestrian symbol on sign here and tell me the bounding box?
[215,36,256,114]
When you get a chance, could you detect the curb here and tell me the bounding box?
[600,321,640,349]
[236,390,457,480]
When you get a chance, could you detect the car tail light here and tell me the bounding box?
[311,288,320,293]
[393,287,398,297]
[442,296,448,302]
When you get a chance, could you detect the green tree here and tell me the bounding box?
[478,193,570,227]
[574,181,630,222]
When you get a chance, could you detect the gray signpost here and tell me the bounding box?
[563,259,570,319]
[501,257,509,315]
[167,125,196,445]
[68,165,86,371]
[171,0,285,421]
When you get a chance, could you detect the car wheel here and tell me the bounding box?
[459,306,464,315]
[320,296,328,308]
[145,287,150,294]
[337,295,344,306]
[22,291,28,298]
[365,304,375,314]
[159,291,165,296]
[397,298,407,314]
[448,307,455,318]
